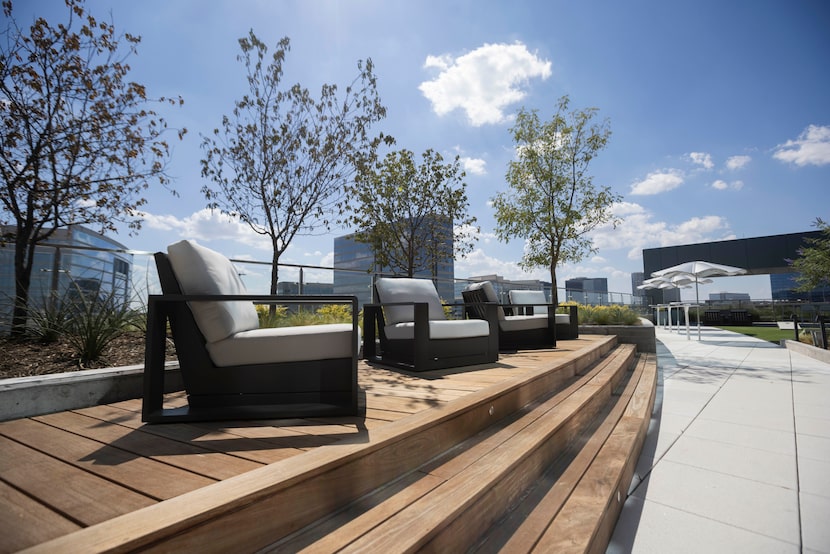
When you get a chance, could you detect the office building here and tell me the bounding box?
[565,277,608,305]
[0,225,132,331]
[709,292,751,301]
[333,227,455,308]
[770,273,829,302]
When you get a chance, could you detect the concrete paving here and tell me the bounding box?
[608,325,830,554]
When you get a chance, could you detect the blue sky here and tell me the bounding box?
[15,0,830,300]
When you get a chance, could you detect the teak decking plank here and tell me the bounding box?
[0,480,82,552]
[0,435,155,527]
[33,411,264,481]
[0,418,215,500]
[74,404,296,464]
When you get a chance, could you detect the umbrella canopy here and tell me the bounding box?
[668,275,713,287]
[651,260,747,280]
[650,260,746,340]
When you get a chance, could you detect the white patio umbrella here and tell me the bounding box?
[638,276,711,334]
[651,261,747,339]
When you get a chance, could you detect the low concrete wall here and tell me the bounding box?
[0,362,182,422]
[579,319,656,353]
[782,340,830,365]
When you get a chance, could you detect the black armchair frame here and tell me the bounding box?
[142,253,359,423]
[555,305,579,340]
[363,293,499,372]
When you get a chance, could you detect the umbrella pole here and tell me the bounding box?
[696,280,701,340]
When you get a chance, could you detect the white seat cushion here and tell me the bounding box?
[555,313,571,324]
[167,240,260,343]
[384,319,490,341]
[500,314,550,332]
[207,323,357,367]
[375,278,446,324]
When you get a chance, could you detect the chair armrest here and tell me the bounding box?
[500,302,558,318]
[148,293,356,304]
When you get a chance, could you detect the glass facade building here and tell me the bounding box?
[1,225,132,331]
[770,272,829,302]
[333,229,455,308]
[565,277,609,305]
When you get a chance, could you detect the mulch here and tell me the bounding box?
[0,332,152,380]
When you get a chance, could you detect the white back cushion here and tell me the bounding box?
[509,290,549,314]
[167,240,259,343]
[375,278,446,324]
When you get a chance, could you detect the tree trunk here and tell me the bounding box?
[270,249,280,296]
[10,232,36,337]
[268,246,282,317]
[550,264,559,307]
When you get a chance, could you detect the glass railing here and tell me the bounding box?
[5,243,827,331]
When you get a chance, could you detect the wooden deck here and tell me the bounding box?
[0,335,656,553]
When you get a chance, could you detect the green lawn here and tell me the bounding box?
[716,326,795,344]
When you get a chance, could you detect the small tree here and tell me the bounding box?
[342,148,477,278]
[790,217,830,293]
[0,0,185,336]
[200,32,390,295]
[492,96,621,306]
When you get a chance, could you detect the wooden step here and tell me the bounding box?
[266,344,639,553]
[472,351,657,553]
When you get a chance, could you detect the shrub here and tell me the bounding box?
[256,302,354,328]
[27,292,72,343]
[256,303,289,328]
[799,330,815,345]
[578,304,641,325]
[64,288,141,365]
[315,303,354,323]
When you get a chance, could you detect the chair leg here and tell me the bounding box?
[142,298,169,422]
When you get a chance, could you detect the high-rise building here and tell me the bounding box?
[565,277,608,305]
[631,272,645,297]
[770,273,829,302]
[709,292,751,301]
[0,225,133,331]
[333,226,455,308]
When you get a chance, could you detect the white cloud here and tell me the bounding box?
[629,170,684,195]
[610,201,647,217]
[712,179,744,191]
[454,247,540,281]
[688,152,714,170]
[591,203,734,261]
[142,208,272,250]
[773,124,830,166]
[461,156,487,175]
[725,155,751,170]
[419,42,552,127]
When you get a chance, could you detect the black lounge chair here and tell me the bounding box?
[363,277,499,372]
[462,281,557,350]
[507,289,579,341]
[142,240,359,423]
